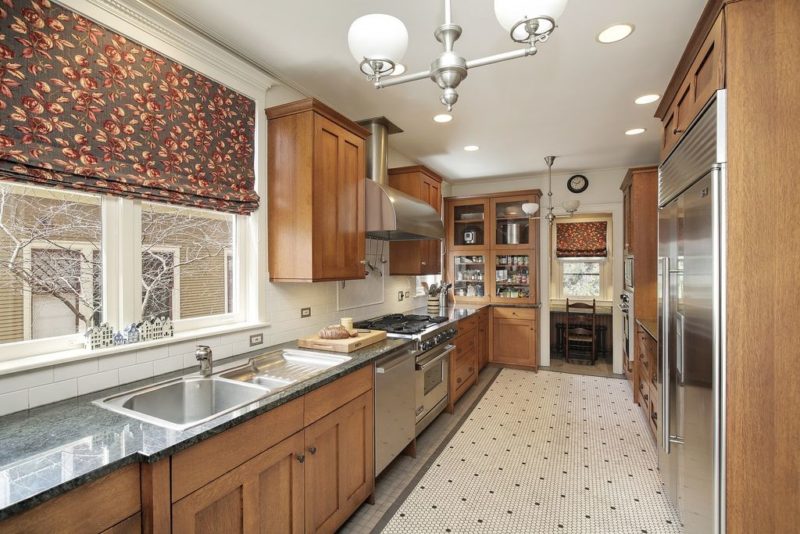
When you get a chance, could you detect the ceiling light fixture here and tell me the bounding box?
[348,0,568,111]
[597,23,634,44]
[634,94,660,105]
[464,145,479,152]
[434,113,453,123]
[625,128,646,136]
[524,156,580,224]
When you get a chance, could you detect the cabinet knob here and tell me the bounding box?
[673,128,685,135]
[457,377,462,384]
[308,446,317,455]
[359,260,366,264]
[296,453,305,463]
[421,262,427,266]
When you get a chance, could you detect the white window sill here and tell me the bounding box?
[0,321,270,377]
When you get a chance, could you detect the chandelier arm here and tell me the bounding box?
[465,45,537,70]
[444,0,452,25]
[374,69,432,88]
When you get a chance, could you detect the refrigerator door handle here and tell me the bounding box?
[661,255,671,454]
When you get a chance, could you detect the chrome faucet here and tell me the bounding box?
[195,345,213,377]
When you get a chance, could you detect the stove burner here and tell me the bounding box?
[353,313,450,335]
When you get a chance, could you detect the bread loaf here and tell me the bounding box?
[318,325,351,340]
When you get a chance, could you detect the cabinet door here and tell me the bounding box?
[425,177,442,274]
[389,172,442,275]
[492,317,537,369]
[450,252,489,304]
[491,253,535,304]
[173,432,305,534]
[304,391,374,534]
[477,312,489,370]
[312,114,365,281]
[491,194,537,249]
[622,186,632,253]
[448,198,490,251]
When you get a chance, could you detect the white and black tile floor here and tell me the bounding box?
[348,368,682,534]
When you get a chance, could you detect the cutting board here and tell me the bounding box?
[297,329,387,353]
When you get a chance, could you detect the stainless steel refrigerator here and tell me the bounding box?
[658,90,726,534]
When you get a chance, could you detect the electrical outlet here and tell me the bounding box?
[397,291,404,302]
[404,290,411,299]
[300,307,311,318]
[249,334,263,347]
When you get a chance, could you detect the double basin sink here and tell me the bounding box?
[95,349,351,430]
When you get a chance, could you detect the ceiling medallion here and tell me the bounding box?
[348,0,568,111]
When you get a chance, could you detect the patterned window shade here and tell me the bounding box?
[0,0,258,215]
[556,221,608,258]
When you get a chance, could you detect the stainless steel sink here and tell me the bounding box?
[94,349,351,430]
[219,349,351,385]
[94,377,269,431]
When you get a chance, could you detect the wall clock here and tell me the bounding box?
[567,174,588,194]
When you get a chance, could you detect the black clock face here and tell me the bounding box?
[567,174,588,193]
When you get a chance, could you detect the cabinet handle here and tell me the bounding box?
[359,260,366,264]
[308,446,317,455]
[421,261,427,266]
[296,453,305,463]
[673,128,685,135]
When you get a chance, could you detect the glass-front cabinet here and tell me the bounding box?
[452,254,487,302]
[446,191,540,305]
[493,253,534,303]
[448,198,490,250]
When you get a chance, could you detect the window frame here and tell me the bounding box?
[549,215,614,304]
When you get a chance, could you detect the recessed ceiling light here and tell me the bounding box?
[635,94,660,105]
[597,24,634,44]
[392,63,406,76]
[464,145,479,152]
[434,113,453,123]
[625,128,646,136]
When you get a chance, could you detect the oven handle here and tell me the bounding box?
[416,344,456,371]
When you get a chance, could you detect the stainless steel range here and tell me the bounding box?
[355,314,457,436]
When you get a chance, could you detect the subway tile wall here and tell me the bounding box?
[0,274,425,416]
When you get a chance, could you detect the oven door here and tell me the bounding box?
[415,344,454,424]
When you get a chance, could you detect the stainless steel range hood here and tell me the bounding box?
[358,118,444,241]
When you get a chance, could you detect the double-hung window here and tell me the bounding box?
[550,216,613,302]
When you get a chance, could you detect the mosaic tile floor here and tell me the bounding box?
[377,369,681,534]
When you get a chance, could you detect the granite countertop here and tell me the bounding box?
[0,337,410,520]
[637,318,658,341]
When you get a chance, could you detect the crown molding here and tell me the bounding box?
[55,0,274,96]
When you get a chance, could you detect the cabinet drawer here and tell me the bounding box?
[492,306,537,320]
[453,354,475,390]
[637,371,652,406]
[455,332,476,357]
[457,314,479,333]
[304,364,373,426]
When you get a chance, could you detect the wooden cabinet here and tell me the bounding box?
[0,464,141,534]
[491,307,538,370]
[388,166,444,275]
[476,308,490,370]
[635,325,658,439]
[445,190,541,305]
[448,315,479,410]
[266,98,369,282]
[658,14,725,160]
[173,431,305,534]
[305,391,373,534]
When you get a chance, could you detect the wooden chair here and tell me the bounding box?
[565,299,597,364]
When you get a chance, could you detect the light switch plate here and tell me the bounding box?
[301,307,311,318]
[397,291,404,302]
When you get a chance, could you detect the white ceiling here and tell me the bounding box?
[150,0,704,180]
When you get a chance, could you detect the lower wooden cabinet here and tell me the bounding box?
[491,307,538,370]
[448,318,478,411]
[305,391,373,534]
[635,325,659,439]
[476,309,490,370]
[173,431,305,534]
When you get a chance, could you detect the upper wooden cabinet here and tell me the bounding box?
[445,190,541,305]
[266,98,369,282]
[388,166,444,275]
[620,166,658,321]
[658,12,725,161]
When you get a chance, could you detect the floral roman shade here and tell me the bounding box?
[556,221,608,258]
[0,0,258,214]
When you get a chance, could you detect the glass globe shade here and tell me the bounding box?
[562,199,580,212]
[494,0,568,39]
[522,202,540,216]
[348,14,408,65]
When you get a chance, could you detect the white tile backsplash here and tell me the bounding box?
[0,390,28,416]
[29,380,77,409]
[0,264,427,415]
[77,370,119,395]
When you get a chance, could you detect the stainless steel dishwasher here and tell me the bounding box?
[374,345,416,476]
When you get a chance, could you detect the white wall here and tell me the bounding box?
[448,167,627,374]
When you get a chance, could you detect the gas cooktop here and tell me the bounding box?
[354,313,448,336]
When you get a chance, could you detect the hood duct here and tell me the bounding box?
[358,117,445,241]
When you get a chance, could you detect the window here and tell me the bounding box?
[416,274,442,297]
[550,215,613,302]
[141,203,234,321]
[0,183,102,345]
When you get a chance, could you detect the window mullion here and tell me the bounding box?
[117,199,142,327]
